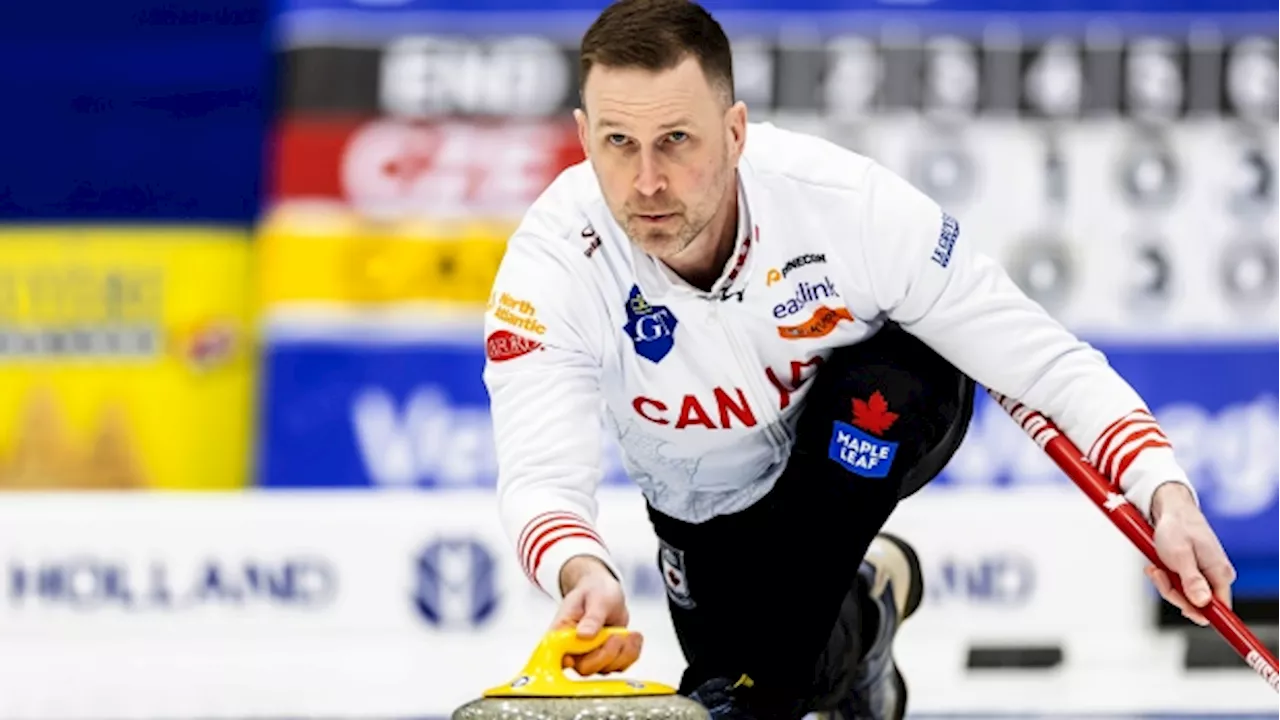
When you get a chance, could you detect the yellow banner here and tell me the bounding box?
[257,209,512,306]
[0,227,255,491]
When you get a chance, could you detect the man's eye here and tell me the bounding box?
[667,131,688,143]
[607,134,629,146]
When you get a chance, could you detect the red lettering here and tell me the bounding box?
[635,388,758,429]
[714,387,757,428]
[632,396,669,425]
[675,395,716,429]
[765,367,786,405]
[765,357,825,410]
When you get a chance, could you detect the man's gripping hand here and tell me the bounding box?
[552,555,644,676]
[1147,482,1237,626]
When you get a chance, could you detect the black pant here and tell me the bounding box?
[647,324,975,717]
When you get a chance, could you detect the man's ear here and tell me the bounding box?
[726,100,747,160]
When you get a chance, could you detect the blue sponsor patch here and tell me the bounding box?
[828,421,899,478]
[931,212,960,268]
[623,285,678,363]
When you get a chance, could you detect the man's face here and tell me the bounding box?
[576,56,745,261]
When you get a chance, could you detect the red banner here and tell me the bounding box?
[270,118,586,221]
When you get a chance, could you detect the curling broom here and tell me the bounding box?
[989,388,1278,692]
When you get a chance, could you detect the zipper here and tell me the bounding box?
[714,306,790,463]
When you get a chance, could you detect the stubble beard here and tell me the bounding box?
[627,216,698,259]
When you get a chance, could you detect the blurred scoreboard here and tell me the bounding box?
[273,0,1277,122]
[280,17,1277,124]
[267,0,1278,335]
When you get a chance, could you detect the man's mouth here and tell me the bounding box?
[636,213,674,223]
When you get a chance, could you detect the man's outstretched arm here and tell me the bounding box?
[483,229,641,673]
[856,162,1233,625]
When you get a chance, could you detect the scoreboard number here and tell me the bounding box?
[1024,39,1085,118]
[1225,37,1279,122]
[1125,37,1184,119]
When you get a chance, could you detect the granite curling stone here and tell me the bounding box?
[452,628,709,720]
[451,694,711,720]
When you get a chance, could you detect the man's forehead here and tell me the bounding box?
[593,114,698,131]
[584,88,717,131]
[581,57,724,121]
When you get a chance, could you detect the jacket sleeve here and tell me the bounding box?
[856,161,1197,521]
[481,230,621,600]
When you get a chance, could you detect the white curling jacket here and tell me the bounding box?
[482,122,1195,600]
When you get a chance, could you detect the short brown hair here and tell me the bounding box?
[579,0,735,106]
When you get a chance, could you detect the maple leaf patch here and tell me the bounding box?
[852,391,898,436]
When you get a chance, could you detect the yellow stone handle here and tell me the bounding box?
[528,626,626,668]
[482,627,677,698]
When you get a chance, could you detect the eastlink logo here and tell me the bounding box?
[773,277,839,318]
[765,254,826,286]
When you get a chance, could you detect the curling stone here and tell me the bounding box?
[452,627,710,720]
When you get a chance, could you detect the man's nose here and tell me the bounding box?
[634,149,666,197]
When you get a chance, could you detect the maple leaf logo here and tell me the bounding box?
[852,391,898,436]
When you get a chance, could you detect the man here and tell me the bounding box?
[481,1,1236,718]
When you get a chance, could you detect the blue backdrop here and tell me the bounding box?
[0,0,270,222]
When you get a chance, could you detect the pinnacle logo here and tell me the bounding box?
[765,253,826,286]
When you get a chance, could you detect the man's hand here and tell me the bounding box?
[552,555,643,676]
[1147,482,1236,626]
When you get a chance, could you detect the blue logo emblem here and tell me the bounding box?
[413,537,499,629]
[623,285,678,363]
[931,212,960,268]
[828,421,899,478]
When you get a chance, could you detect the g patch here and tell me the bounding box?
[828,421,899,478]
[658,540,695,609]
[623,285,679,363]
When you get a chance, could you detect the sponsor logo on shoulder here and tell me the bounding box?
[489,292,546,335]
[486,330,542,362]
[932,212,960,268]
